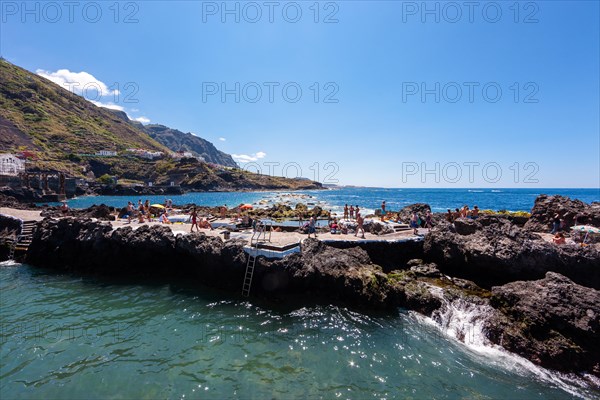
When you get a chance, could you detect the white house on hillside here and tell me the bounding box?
[0,153,26,176]
[96,150,118,157]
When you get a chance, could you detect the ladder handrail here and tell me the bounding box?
[242,220,274,297]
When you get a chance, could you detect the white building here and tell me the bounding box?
[96,150,118,157]
[0,153,26,176]
[141,151,163,160]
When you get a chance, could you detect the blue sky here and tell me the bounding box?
[1,0,599,188]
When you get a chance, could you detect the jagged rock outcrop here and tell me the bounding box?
[23,219,404,308]
[365,220,395,235]
[25,219,244,281]
[0,192,39,209]
[423,218,600,289]
[0,214,21,261]
[397,203,431,224]
[325,239,424,272]
[485,272,600,376]
[524,194,600,233]
[266,239,393,307]
[40,204,115,220]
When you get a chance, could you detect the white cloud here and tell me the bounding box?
[219,137,226,141]
[232,151,267,163]
[36,68,119,97]
[90,100,124,111]
[132,116,150,124]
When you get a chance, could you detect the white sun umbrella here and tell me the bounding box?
[570,225,600,244]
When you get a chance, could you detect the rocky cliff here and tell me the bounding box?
[423,215,600,289]
[143,124,238,168]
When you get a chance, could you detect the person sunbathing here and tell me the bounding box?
[160,211,171,224]
[552,232,566,245]
[199,218,214,230]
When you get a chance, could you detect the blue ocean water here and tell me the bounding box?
[57,188,599,214]
[1,263,597,399]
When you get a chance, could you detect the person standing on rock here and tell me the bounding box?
[355,205,360,218]
[349,205,355,220]
[344,204,349,221]
[410,213,419,235]
[190,208,199,232]
[380,201,386,222]
[425,211,433,231]
[354,212,365,239]
[551,213,561,234]
[308,216,317,238]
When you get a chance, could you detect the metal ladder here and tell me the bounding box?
[10,220,37,259]
[7,237,18,261]
[241,220,272,297]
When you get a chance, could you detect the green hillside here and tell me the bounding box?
[0,59,169,161]
[0,59,323,191]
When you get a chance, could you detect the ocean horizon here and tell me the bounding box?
[55,187,600,216]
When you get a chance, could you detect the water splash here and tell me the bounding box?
[0,260,21,267]
[417,285,600,399]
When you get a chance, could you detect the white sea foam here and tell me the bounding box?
[413,285,600,399]
[0,260,20,267]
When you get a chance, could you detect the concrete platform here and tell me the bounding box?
[1,208,428,252]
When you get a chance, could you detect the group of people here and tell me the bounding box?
[342,204,362,221]
[410,211,433,235]
[445,205,480,223]
[339,204,366,238]
[325,215,366,238]
[120,199,175,225]
[122,200,150,224]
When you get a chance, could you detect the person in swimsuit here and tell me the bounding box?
[380,201,386,222]
[344,204,349,221]
[551,213,561,234]
[553,232,566,245]
[144,200,152,222]
[410,213,419,235]
[125,202,134,224]
[190,208,199,232]
[354,212,365,239]
[308,216,317,238]
[425,211,433,231]
[349,205,355,220]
